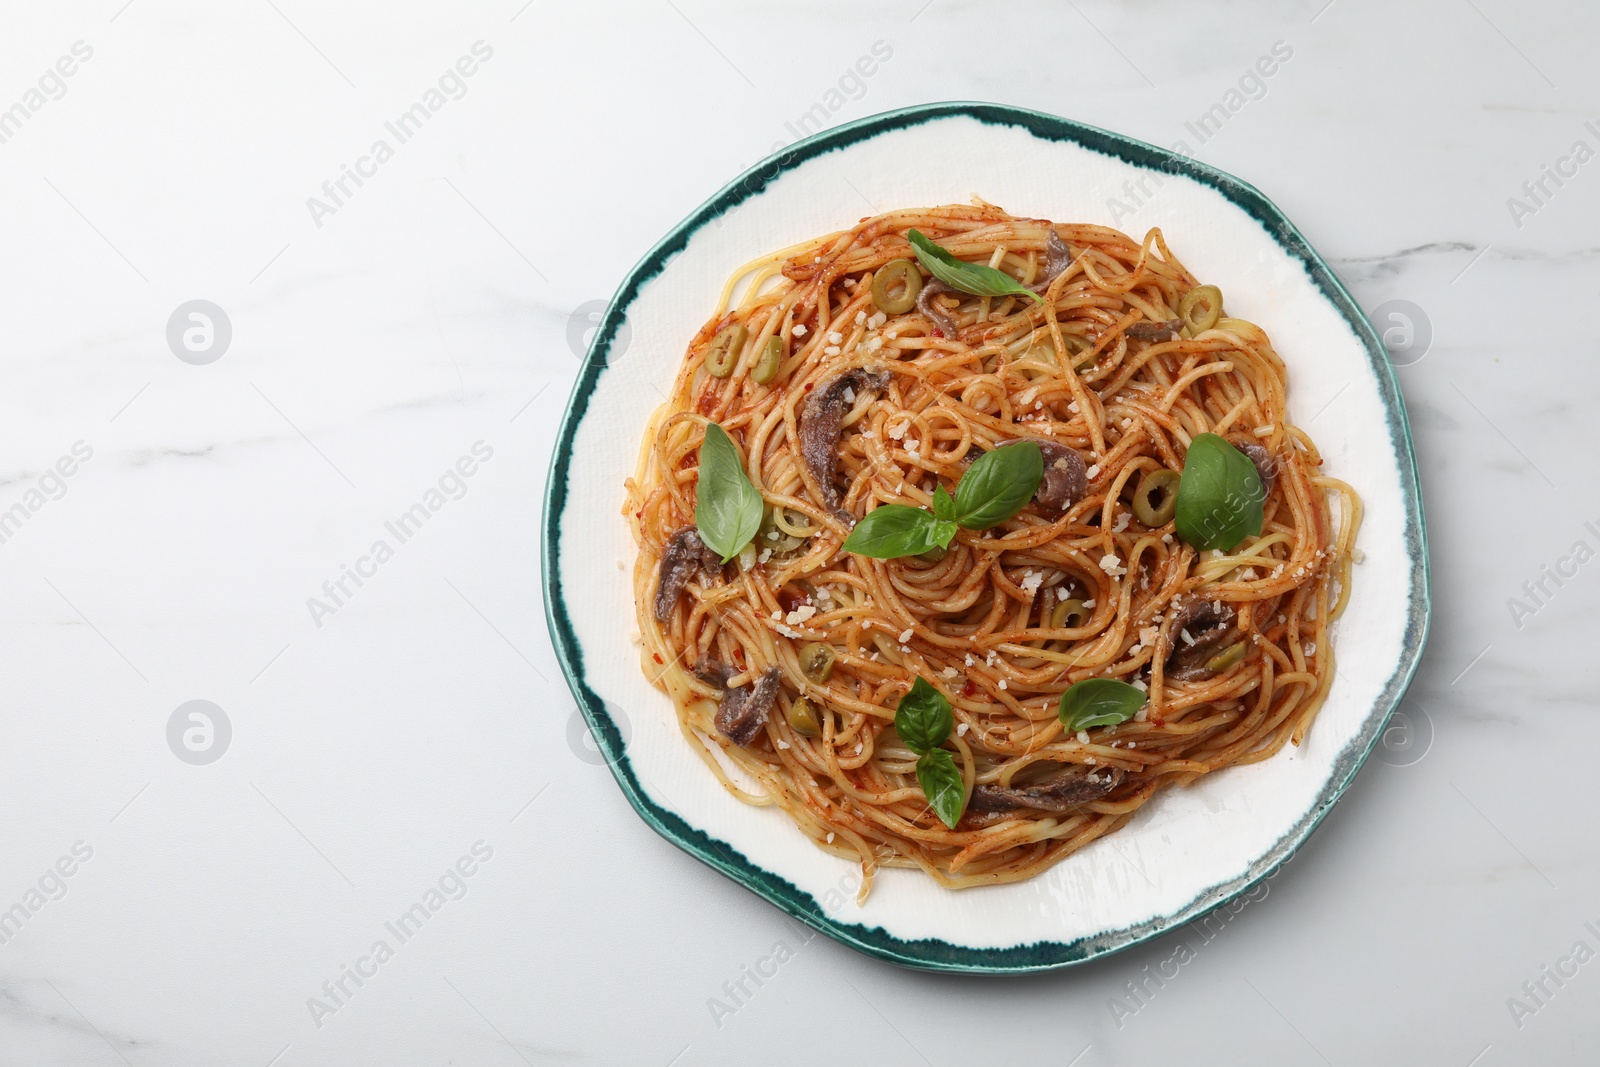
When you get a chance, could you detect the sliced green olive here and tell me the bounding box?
[757,505,805,555]
[1132,469,1180,527]
[1203,641,1246,673]
[1178,285,1223,333]
[752,336,784,385]
[1050,598,1092,630]
[799,642,836,682]
[786,697,822,737]
[872,259,923,315]
[704,323,748,378]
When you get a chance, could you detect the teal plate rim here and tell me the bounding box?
[541,101,1432,975]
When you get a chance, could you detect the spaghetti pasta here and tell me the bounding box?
[624,200,1358,897]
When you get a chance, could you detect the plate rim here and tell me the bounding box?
[542,100,1432,974]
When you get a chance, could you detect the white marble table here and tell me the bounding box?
[1,0,1595,1063]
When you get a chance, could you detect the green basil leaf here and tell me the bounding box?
[916,748,966,829]
[1058,678,1147,733]
[931,484,956,522]
[895,676,953,754]
[842,506,955,559]
[694,423,763,563]
[907,229,1044,306]
[1173,433,1265,551]
[951,441,1043,529]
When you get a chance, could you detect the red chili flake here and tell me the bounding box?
[696,390,717,414]
[804,382,814,391]
[652,653,664,664]
[961,680,978,698]
[733,647,746,664]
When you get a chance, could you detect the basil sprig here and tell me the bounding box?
[907,229,1044,306]
[843,442,1044,559]
[1173,433,1264,552]
[915,750,965,830]
[840,505,955,559]
[694,423,763,562]
[944,443,1042,528]
[895,677,954,752]
[895,677,966,828]
[1059,678,1146,733]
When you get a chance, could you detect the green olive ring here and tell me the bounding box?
[871,259,923,315]
[1132,468,1180,527]
[1178,285,1223,334]
[704,323,748,378]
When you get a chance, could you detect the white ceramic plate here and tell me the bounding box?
[543,102,1430,973]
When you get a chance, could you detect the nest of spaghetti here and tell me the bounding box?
[625,200,1359,897]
